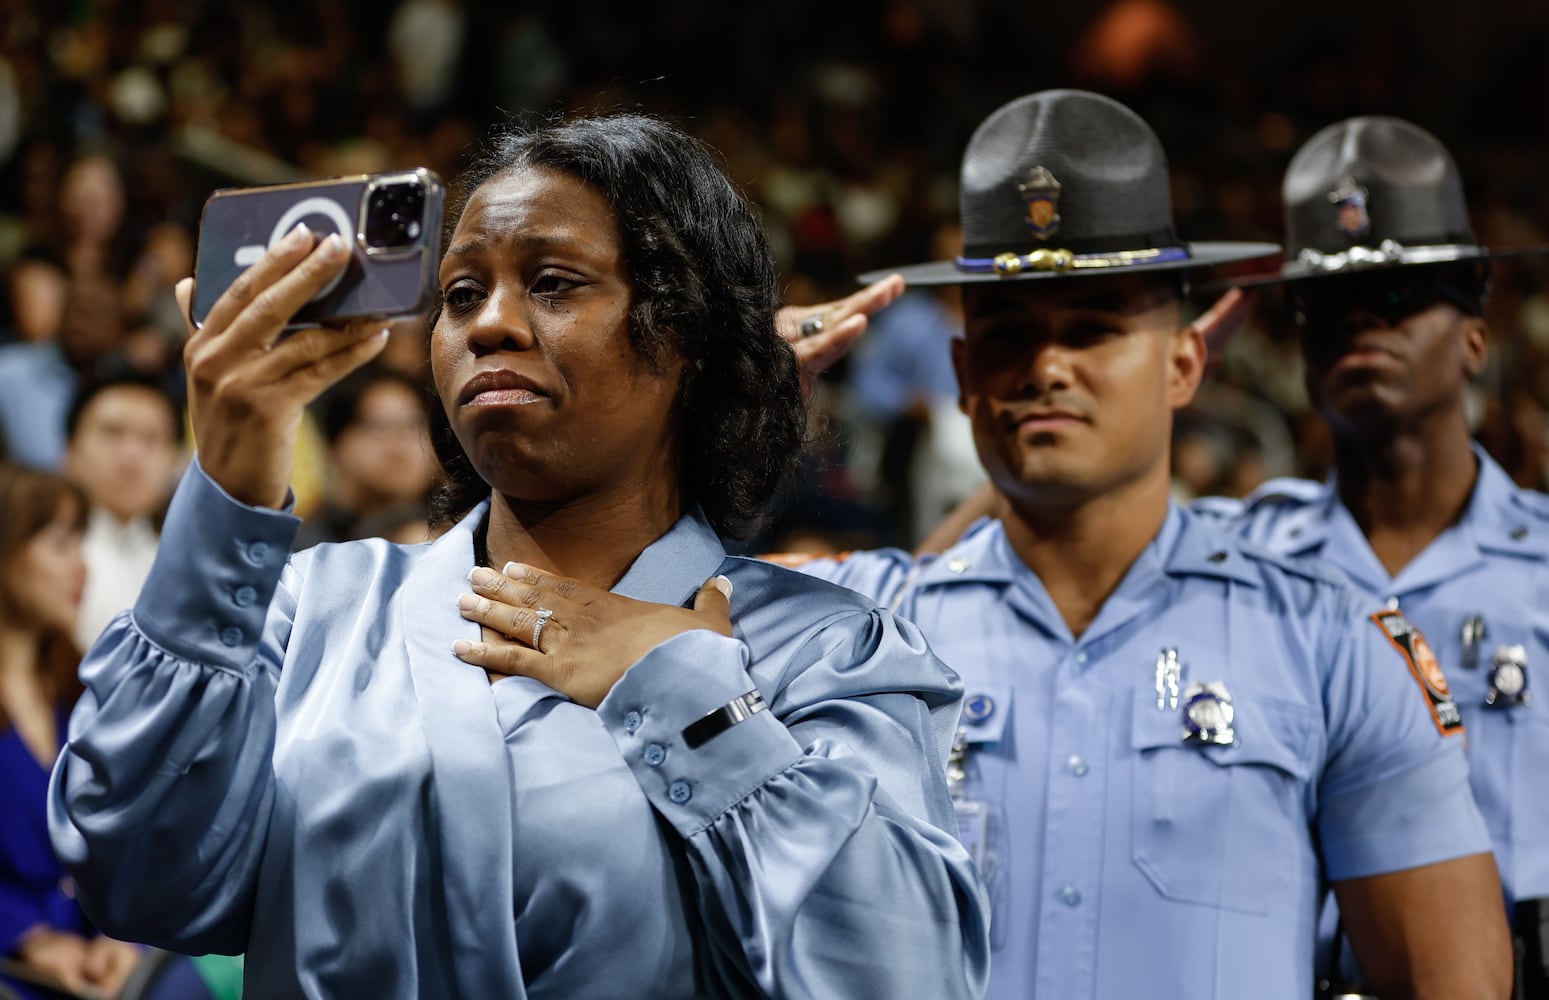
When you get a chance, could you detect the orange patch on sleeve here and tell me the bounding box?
[1370,609,1465,737]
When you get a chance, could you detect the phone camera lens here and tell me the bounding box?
[366,182,426,249]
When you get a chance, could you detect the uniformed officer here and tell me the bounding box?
[787,90,1512,999]
[1199,116,1549,995]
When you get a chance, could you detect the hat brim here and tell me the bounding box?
[1216,244,1549,291]
[859,241,1282,287]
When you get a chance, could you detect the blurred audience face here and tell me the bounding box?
[65,385,180,523]
[60,155,126,249]
[1,491,86,636]
[1171,430,1222,498]
[333,378,435,510]
[57,277,124,366]
[380,317,432,375]
[8,260,68,343]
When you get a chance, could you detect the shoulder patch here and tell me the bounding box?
[1370,609,1464,737]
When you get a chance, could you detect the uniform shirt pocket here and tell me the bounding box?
[1130,686,1317,914]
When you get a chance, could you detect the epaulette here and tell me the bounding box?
[1190,495,1246,520]
[1243,476,1326,511]
[1231,536,1348,588]
[1508,488,1549,522]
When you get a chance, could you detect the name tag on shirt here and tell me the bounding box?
[955,798,992,870]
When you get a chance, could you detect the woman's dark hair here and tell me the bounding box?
[0,464,88,728]
[428,113,805,539]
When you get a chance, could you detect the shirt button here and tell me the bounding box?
[624,710,643,735]
[667,780,692,804]
[220,626,244,647]
[1074,651,1088,665]
[247,541,271,563]
[233,585,257,607]
[1057,884,1082,907]
[644,743,667,767]
[1066,755,1088,777]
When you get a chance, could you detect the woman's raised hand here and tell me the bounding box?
[172,225,390,509]
[453,564,734,707]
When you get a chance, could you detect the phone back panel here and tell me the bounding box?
[191,173,444,328]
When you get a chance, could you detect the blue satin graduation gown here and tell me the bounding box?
[49,463,990,999]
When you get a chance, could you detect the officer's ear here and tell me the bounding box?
[1167,319,1207,410]
[1461,315,1488,380]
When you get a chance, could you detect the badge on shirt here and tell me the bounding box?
[1180,680,1236,746]
[1460,614,1487,670]
[1486,644,1530,708]
[1155,648,1183,711]
[946,727,993,870]
[1371,609,1464,736]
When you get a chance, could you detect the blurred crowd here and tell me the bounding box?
[2,0,1549,556]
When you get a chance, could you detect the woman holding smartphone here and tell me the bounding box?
[49,114,988,999]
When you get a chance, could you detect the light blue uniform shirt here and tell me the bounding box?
[49,461,990,999]
[0,340,74,470]
[798,504,1489,1000]
[1204,446,1549,911]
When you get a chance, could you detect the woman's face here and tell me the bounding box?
[4,500,86,635]
[432,166,685,506]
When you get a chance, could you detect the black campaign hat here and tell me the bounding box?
[1238,115,1549,287]
[860,89,1278,286]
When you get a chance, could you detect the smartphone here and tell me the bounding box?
[191,168,446,329]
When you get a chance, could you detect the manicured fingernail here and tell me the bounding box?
[452,639,472,655]
[457,593,479,611]
[502,561,522,577]
[322,233,346,256]
[469,567,496,587]
[281,222,310,248]
[713,575,733,598]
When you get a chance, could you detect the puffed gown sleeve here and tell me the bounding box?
[47,460,301,955]
[595,572,992,999]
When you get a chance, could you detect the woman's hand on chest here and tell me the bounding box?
[453,563,734,707]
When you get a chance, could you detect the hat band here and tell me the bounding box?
[956,245,1191,277]
[1296,239,1480,273]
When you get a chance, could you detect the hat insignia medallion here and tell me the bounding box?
[1328,176,1371,241]
[1017,166,1062,240]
